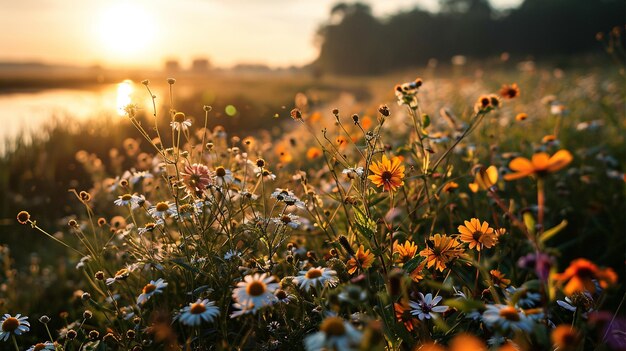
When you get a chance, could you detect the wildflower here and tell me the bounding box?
[26,341,56,351]
[515,113,528,121]
[170,112,192,131]
[346,245,375,274]
[474,94,501,113]
[393,240,418,264]
[137,278,168,305]
[490,270,511,288]
[449,334,488,351]
[177,299,219,326]
[368,155,405,192]
[214,166,234,185]
[338,285,367,304]
[409,293,449,320]
[148,201,177,219]
[254,167,277,180]
[304,316,362,351]
[342,167,364,180]
[442,181,459,193]
[290,108,302,120]
[503,150,573,180]
[307,147,322,159]
[551,325,581,351]
[224,249,241,261]
[274,289,293,304]
[395,78,422,108]
[0,314,30,341]
[271,188,306,208]
[272,213,301,229]
[293,267,338,292]
[557,292,593,316]
[16,211,30,224]
[499,83,520,99]
[469,165,498,192]
[482,304,533,332]
[553,258,618,295]
[517,252,554,281]
[106,268,130,285]
[394,302,420,332]
[181,163,212,192]
[137,220,163,235]
[232,273,278,312]
[458,218,498,251]
[419,234,465,272]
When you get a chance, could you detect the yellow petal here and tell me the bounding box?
[531,152,551,171]
[547,150,573,172]
[509,157,533,172]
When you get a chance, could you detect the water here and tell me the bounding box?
[0,81,137,149]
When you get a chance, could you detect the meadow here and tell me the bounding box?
[0,52,624,351]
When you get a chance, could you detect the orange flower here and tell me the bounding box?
[346,245,375,275]
[490,270,511,288]
[393,240,417,264]
[503,150,573,180]
[515,113,528,121]
[551,325,581,351]
[306,147,322,160]
[449,333,488,351]
[394,301,419,332]
[553,258,618,295]
[499,83,520,99]
[442,181,459,193]
[458,218,498,251]
[469,165,498,192]
[368,155,405,192]
[409,260,426,282]
[419,234,465,272]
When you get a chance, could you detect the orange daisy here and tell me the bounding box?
[458,218,498,251]
[551,325,581,351]
[368,155,405,192]
[469,165,498,192]
[503,150,573,180]
[394,301,420,332]
[419,234,465,272]
[393,240,418,264]
[490,270,511,288]
[499,83,520,99]
[553,258,618,295]
[346,245,375,275]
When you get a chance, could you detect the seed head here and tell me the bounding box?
[39,315,51,324]
[95,271,105,280]
[166,78,176,85]
[17,210,30,224]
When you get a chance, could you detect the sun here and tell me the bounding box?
[98,3,156,60]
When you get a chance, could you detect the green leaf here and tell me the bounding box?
[354,210,376,239]
[170,258,200,274]
[444,298,485,312]
[402,256,423,273]
[523,211,536,236]
[422,114,430,128]
[539,220,568,243]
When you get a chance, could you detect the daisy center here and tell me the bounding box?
[155,202,169,212]
[281,216,291,224]
[499,306,520,321]
[472,231,483,241]
[246,281,267,297]
[34,343,46,351]
[575,267,595,279]
[1,317,19,332]
[215,167,226,177]
[190,303,206,314]
[305,268,323,279]
[275,289,287,300]
[143,284,157,294]
[121,194,132,201]
[173,113,186,123]
[320,317,346,337]
[381,171,393,182]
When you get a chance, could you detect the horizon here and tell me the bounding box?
[1,0,523,70]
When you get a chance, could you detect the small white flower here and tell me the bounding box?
[342,167,364,179]
[482,304,533,332]
[177,299,220,326]
[224,250,241,261]
[232,273,278,313]
[0,314,30,341]
[272,213,301,229]
[304,316,362,351]
[293,267,338,292]
[26,341,56,351]
[409,293,449,320]
[137,278,168,305]
[148,201,177,219]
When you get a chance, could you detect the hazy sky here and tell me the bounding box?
[0,0,523,69]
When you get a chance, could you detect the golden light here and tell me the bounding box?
[116,80,134,116]
[98,3,156,59]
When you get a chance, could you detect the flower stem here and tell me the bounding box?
[11,335,19,351]
[537,177,545,234]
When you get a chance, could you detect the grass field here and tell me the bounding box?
[0,55,624,350]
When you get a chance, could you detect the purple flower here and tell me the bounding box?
[409,293,448,320]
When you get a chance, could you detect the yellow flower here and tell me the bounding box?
[458,218,498,251]
[346,245,375,275]
[469,165,498,192]
[503,150,573,180]
[393,240,418,264]
[368,155,405,192]
[419,234,464,272]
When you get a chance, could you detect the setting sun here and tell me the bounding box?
[98,3,156,60]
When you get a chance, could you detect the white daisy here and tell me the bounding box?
[26,341,56,351]
[0,314,30,342]
[293,267,338,292]
[342,167,364,179]
[148,201,177,219]
[137,220,164,235]
[177,299,220,326]
[232,273,278,313]
[482,304,533,333]
[304,316,362,351]
[170,112,192,131]
[409,293,449,320]
[214,166,234,185]
[137,278,168,305]
[272,213,301,229]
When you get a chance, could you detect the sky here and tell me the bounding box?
[0,0,523,69]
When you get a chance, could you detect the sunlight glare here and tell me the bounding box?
[116,80,134,116]
[99,3,155,59]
